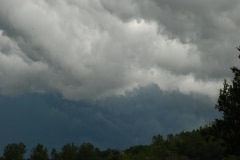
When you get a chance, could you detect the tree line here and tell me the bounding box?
[1,47,240,160]
[0,128,238,160]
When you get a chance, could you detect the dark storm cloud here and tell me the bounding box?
[0,0,235,99]
[0,0,236,154]
[0,85,220,152]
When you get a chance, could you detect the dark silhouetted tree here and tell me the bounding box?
[215,47,240,156]
[77,143,99,160]
[2,142,26,160]
[30,144,49,160]
[60,143,78,160]
[50,148,60,160]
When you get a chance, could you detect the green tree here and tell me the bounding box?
[50,148,60,160]
[100,149,127,160]
[151,134,169,160]
[30,144,49,160]
[77,143,99,160]
[125,145,151,160]
[215,47,240,156]
[176,130,224,160]
[60,143,78,160]
[2,142,26,160]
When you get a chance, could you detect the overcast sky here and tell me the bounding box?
[0,0,239,153]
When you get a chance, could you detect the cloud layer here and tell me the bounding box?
[1,0,238,100]
[0,85,219,151]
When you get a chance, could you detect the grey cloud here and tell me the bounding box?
[0,0,237,100]
[153,0,240,78]
[101,0,240,78]
[0,0,135,99]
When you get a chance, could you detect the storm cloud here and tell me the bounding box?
[0,84,219,151]
[1,0,238,100]
[1,0,238,153]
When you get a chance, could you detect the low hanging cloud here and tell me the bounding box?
[0,85,220,150]
[0,0,239,100]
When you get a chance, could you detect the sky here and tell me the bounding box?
[0,0,240,153]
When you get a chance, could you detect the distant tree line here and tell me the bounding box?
[0,129,238,160]
[1,47,240,160]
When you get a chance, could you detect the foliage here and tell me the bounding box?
[125,145,151,160]
[77,143,100,160]
[0,129,238,160]
[2,142,26,160]
[215,48,240,156]
[60,143,78,160]
[50,148,61,160]
[30,144,49,160]
[150,130,224,160]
